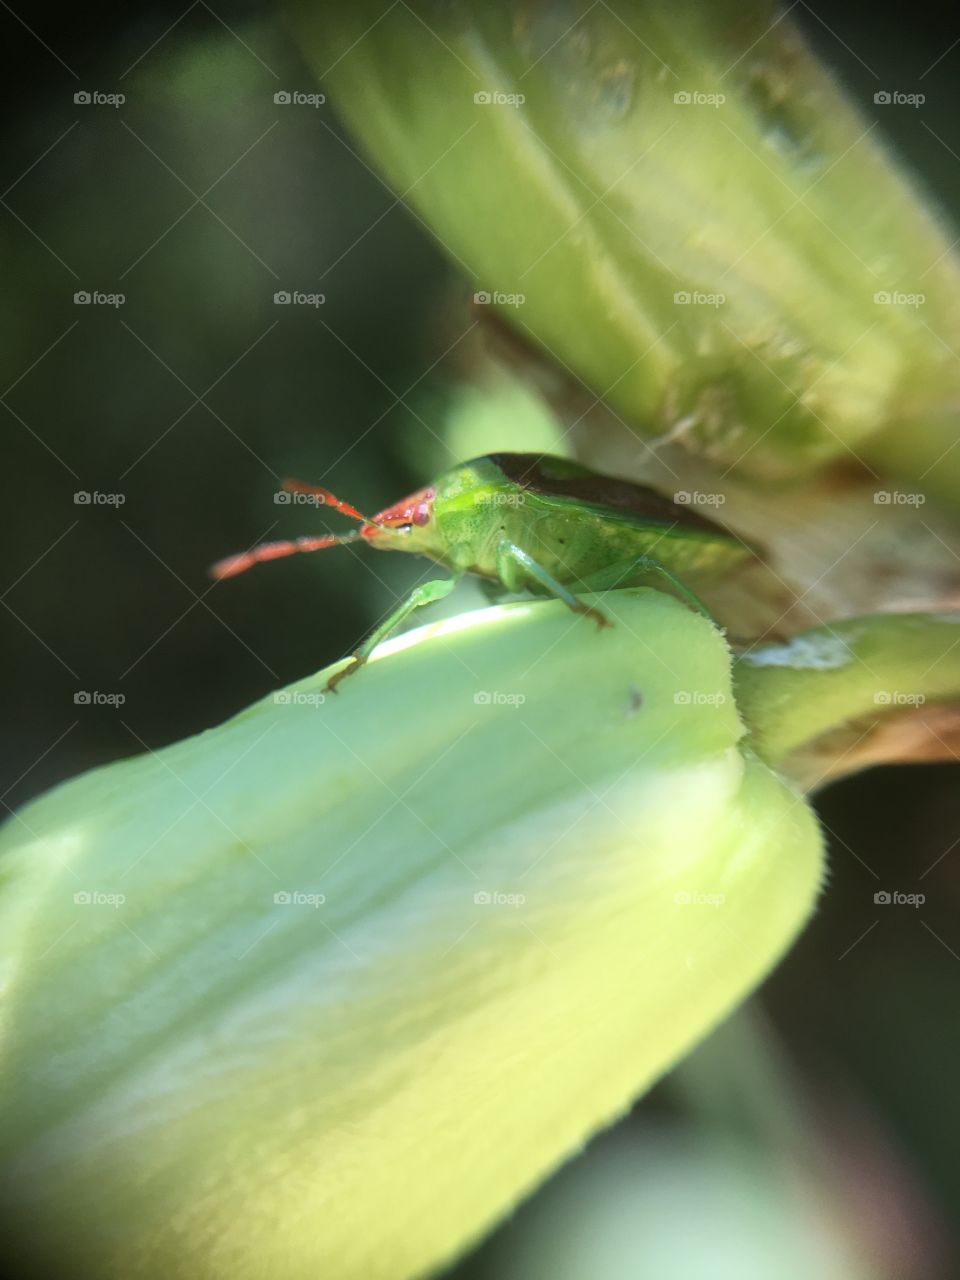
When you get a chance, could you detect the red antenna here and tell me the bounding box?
[281,478,368,523]
[210,477,378,581]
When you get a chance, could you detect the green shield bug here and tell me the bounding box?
[212,453,752,692]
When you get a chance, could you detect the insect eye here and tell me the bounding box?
[412,503,431,527]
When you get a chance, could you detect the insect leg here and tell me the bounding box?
[325,575,461,694]
[496,541,610,629]
[577,556,712,619]
[475,576,511,605]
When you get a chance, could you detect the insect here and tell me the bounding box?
[211,453,752,692]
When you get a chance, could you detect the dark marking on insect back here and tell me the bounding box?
[487,453,728,537]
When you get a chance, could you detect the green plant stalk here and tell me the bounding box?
[733,612,960,781]
[0,592,822,1280]
[292,0,960,498]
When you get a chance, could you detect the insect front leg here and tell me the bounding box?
[326,575,461,694]
[495,541,611,629]
[576,556,712,619]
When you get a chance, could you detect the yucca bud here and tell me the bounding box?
[0,592,822,1279]
[734,610,960,788]
[293,0,960,494]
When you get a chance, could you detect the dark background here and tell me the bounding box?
[2,3,959,1276]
